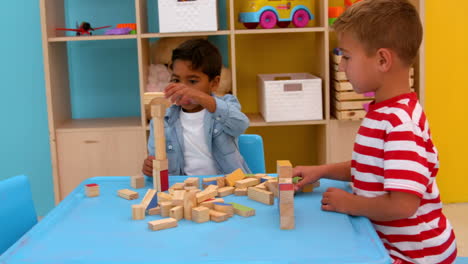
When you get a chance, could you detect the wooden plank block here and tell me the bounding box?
[199,198,225,209]
[147,206,161,215]
[160,201,173,217]
[248,187,274,205]
[217,186,235,197]
[140,189,157,210]
[333,90,373,101]
[143,91,165,105]
[265,180,279,197]
[183,189,199,220]
[202,177,219,189]
[235,178,260,189]
[234,188,248,196]
[184,186,199,191]
[148,218,178,231]
[216,176,226,188]
[334,71,347,81]
[196,185,218,203]
[228,202,255,217]
[225,168,246,187]
[117,189,139,200]
[184,177,199,188]
[277,160,292,178]
[85,184,100,197]
[169,205,184,221]
[332,54,342,64]
[192,206,210,223]
[153,159,169,192]
[254,182,268,190]
[260,175,276,183]
[171,182,185,190]
[333,80,354,91]
[332,108,367,120]
[213,202,234,217]
[157,192,173,203]
[209,210,228,223]
[131,175,145,189]
[334,99,372,111]
[172,190,186,206]
[280,203,295,230]
[132,204,145,220]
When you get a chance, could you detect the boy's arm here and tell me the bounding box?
[294,161,352,191]
[322,189,421,221]
[209,94,249,137]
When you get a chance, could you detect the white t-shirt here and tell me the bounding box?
[180,109,218,175]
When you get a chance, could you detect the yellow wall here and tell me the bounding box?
[426,0,468,203]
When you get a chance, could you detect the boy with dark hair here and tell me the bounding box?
[294,1,457,263]
[142,39,251,176]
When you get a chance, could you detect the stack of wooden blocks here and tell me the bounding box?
[331,48,415,120]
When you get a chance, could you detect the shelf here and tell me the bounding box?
[56,117,143,132]
[48,34,137,43]
[247,113,326,127]
[234,27,326,35]
[141,30,231,39]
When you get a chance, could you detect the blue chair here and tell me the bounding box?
[0,175,37,255]
[238,134,266,174]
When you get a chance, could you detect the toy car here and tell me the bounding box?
[238,0,314,29]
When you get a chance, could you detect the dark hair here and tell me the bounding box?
[171,39,222,81]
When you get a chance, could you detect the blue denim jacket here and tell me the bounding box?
[148,94,251,176]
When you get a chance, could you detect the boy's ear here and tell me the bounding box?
[376,48,393,73]
[210,76,221,92]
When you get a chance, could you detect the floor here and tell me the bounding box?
[443,203,468,257]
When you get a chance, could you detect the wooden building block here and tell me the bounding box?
[216,176,226,188]
[184,186,199,191]
[265,180,279,197]
[140,189,157,210]
[228,202,255,217]
[217,186,235,197]
[199,198,224,209]
[234,188,247,196]
[183,189,198,220]
[157,192,173,203]
[248,187,274,205]
[153,159,169,192]
[131,175,145,189]
[202,177,219,189]
[254,182,268,190]
[172,190,186,206]
[117,189,139,200]
[192,206,210,223]
[196,185,218,203]
[169,206,184,221]
[132,204,145,220]
[333,108,367,120]
[209,210,228,223]
[254,173,267,180]
[260,175,276,183]
[279,184,294,204]
[235,178,260,189]
[277,160,292,178]
[171,182,185,190]
[280,203,295,230]
[184,177,199,188]
[160,201,173,217]
[333,80,354,91]
[85,183,100,197]
[148,218,178,231]
[225,168,246,187]
[213,202,234,217]
[334,71,347,81]
[147,206,161,215]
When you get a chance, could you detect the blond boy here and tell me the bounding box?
[294,1,457,263]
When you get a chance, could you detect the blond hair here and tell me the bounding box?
[333,0,422,66]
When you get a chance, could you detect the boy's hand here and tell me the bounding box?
[142,156,155,176]
[164,83,209,106]
[293,165,323,191]
[321,187,354,214]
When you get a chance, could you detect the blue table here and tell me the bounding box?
[0,176,391,264]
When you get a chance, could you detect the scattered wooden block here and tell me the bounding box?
[254,182,268,190]
[183,189,199,220]
[279,179,295,230]
[158,192,173,203]
[196,185,218,203]
[265,180,279,197]
[118,189,139,200]
[152,159,169,192]
[85,184,100,197]
[147,206,161,215]
[225,168,246,187]
[199,198,225,209]
[171,182,185,190]
[140,189,157,210]
[217,186,235,197]
[235,178,260,189]
[192,206,210,223]
[234,188,248,196]
[277,160,292,178]
[148,218,178,231]
[184,177,199,188]
[160,201,173,217]
[131,175,145,189]
[260,175,275,183]
[248,187,274,205]
[169,206,184,221]
[216,176,226,188]
[132,204,145,220]
[184,186,199,191]
[209,210,228,223]
[172,190,186,206]
[213,202,234,217]
[202,177,219,189]
[228,202,255,217]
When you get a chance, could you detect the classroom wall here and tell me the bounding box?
[425,0,468,203]
[0,1,54,216]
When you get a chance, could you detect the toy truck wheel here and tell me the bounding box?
[259,11,278,29]
[292,9,310,28]
[277,21,290,28]
[243,23,259,29]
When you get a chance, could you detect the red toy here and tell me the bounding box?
[56,22,111,36]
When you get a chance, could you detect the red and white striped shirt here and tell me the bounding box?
[351,93,457,264]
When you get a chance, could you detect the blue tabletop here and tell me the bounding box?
[0,176,391,264]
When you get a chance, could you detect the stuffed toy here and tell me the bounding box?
[146,37,232,96]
